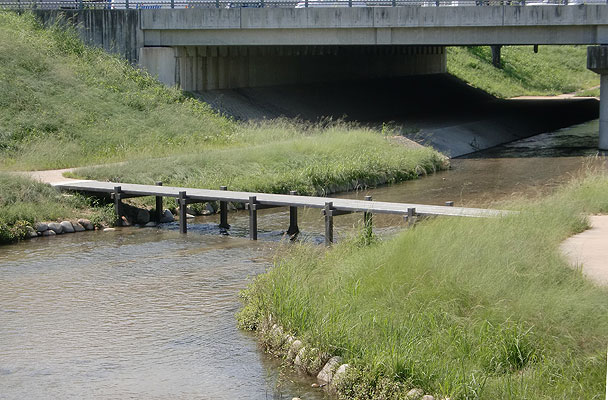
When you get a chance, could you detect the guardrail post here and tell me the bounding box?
[179,191,187,234]
[249,196,258,240]
[364,195,373,242]
[219,186,230,232]
[348,0,352,6]
[78,0,83,9]
[114,186,123,227]
[324,202,334,246]
[392,0,396,6]
[260,0,264,7]
[305,0,308,7]
[171,0,174,8]
[155,182,163,223]
[287,190,299,237]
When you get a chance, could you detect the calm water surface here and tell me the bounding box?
[0,119,604,399]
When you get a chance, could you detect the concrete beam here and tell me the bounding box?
[145,25,603,47]
[140,6,608,30]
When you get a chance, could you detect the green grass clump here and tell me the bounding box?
[72,122,446,195]
[448,46,600,98]
[240,171,608,399]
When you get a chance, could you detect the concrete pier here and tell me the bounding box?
[587,46,608,151]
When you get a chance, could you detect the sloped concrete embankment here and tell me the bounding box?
[196,74,599,157]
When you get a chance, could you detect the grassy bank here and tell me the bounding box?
[0,11,445,194]
[0,173,115,243]
[448,46,600,98]
[0,12,232,171]
[239,170,608,399]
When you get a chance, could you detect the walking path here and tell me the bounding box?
[20,168,79,185]
[560,215,608,286]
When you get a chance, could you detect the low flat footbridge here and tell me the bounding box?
[55,180,509,244]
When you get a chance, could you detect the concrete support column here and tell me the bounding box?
[601,74,608,151]
[138,47,177,87]
[587,46,608,151]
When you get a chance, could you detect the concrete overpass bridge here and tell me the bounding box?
[25,5,608,148]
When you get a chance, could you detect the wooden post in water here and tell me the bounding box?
[179,191,187,234]
[155,181,163,223]
[364,195,373,241]
[219,186,230,231]
[405,207,416,227]
[113,186,122,226]
[249,196,258,240]
[287,190,299,236]
[324,202,334,246]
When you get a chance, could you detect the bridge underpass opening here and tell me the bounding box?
[139,45,447,91]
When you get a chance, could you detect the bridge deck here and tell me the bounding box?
[55,180,508,218]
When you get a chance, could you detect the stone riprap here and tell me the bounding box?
[257,315,440,400]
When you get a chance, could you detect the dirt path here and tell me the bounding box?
[510,86,601,101]
[560,215,608,286]
[17,168,88,186]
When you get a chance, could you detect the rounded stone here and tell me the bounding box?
[72,222,86,232]
[294,347,307,369]
[407,388,424,399]
[421,396,435,400]
[26,226,38,238]
[103,227,116,232]
[287,340,303,362]
[77,219,94,230]
[136,209,150,225]
[41,229,56,236]
[35,222,48,233]
[60,221,75,233]
[317,356,343,383]
[160,209,174,223]
[47,222,63,234]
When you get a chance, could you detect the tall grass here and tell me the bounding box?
[239,170,608,399]
[448,46,600,98]
[72,123,447,195]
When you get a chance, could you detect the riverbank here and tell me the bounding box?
[238,170,608,399]
[0,173,117,243]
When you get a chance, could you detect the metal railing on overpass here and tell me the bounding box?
[2,0,606,10]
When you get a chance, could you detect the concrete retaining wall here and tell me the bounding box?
[33,10,142,63]
[140,45,446,90]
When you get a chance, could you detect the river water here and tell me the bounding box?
[0,119,604,399]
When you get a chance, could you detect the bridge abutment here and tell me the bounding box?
[140,45,446,91]
[588,46,608,151]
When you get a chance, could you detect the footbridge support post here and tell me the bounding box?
[587,46,608,151]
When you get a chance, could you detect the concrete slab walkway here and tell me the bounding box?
[560,215,608,286]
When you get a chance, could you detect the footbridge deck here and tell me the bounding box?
[56,180,510,244]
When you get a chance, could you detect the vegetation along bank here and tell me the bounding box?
[239,171,608,399]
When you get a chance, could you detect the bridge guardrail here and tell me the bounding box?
[2,0,605,10]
